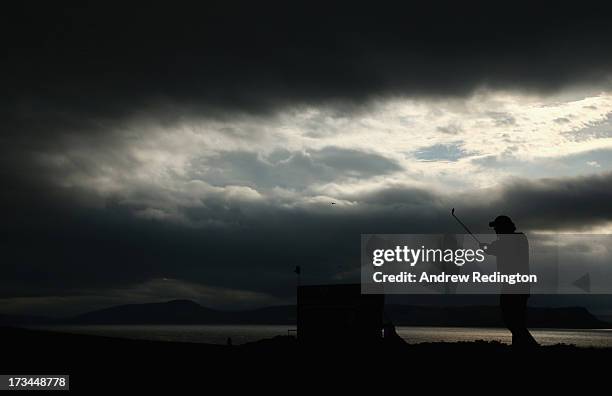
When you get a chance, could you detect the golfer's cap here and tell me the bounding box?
[489,215,514,228]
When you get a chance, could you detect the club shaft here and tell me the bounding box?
[452,213,481,244]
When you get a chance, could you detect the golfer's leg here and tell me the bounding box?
[500,294,517,344]
[516,294,538,347]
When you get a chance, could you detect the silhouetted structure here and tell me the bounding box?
[297,284,384,346]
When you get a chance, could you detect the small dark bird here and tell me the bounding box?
[331,202,336,205]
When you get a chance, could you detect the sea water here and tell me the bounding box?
[28,325,612,348]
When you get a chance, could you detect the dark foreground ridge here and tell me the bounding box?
[1,325,610,391]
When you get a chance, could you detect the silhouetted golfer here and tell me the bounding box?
[481,216,539,349]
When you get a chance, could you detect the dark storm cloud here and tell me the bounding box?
[354,171,612,233]
[3,168,612,309]
[3,1,612,139]
[484,173,612,231]
[4,2,612,314]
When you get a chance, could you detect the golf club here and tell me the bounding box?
[451,208,482,244]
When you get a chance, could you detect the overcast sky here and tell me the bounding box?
[3,2,612,316]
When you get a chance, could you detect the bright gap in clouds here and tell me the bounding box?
[37,88,612,225]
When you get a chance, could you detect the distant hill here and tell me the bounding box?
[1,300,608,328]
[67,300,297,325]
[68,300,226,324]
